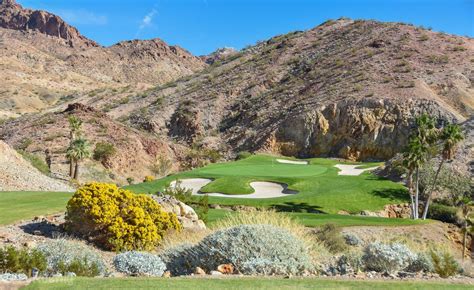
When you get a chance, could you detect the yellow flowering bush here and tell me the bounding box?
[65,182,181,251]
[143,176,155,182]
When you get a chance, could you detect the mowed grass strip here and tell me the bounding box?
[23,277,474,290]
[207,209,428,227]
[0,191,72,225]
[127,155,409,214]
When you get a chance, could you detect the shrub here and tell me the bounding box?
[336,252,363,274]
[143,176,155,182]
[114,251,166,277]
[126,177,134,185]
[362,242,415,273]
[18,151,50,175]
[406,253,433,273]
[343,233,362,246]
[65,183,181,251]
[428,203,459,224]
[159,244,197,276]
[150,156,173,177]
[315,224,348,253]
[36,239,106,276]
[93,142,116,164]
[430,249,460,278]
[236,151,252,160]
[0,246,47,277]
[194,224,313,275]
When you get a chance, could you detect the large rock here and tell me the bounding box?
[152,195,206,230]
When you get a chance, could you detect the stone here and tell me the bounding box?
[217,264,234,274]
[151,195,206,230]
[194,267,206,275]
[162,271,171,278]
[210,271,223,276]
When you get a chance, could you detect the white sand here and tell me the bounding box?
[170,179,297,199]
[334,164,379,176]
[276,159,308,165]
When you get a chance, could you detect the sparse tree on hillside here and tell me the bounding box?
[421,124,464,220]
[67,116,83,177]
[67,137,92,180]
[150,155,173,178]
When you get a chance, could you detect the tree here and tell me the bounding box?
[458,197,473,262]
[67,138,91,180]
[421,124,464,219]
[67,116,83,177]
[402,114,437,219]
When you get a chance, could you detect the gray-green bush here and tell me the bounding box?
[113,251,166,277]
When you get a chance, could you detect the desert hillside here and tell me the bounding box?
[0,0,205,117]
[0,140,72,191]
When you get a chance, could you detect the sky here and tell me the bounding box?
[18,0,474,55]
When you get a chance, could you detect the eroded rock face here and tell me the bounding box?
[0,0,98,47]
[266,99,459,160]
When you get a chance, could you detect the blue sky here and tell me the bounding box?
[18,0,474,55]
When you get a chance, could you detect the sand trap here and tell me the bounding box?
[335,164,379,176]
[170,178,297,199]
[276,159,308,165]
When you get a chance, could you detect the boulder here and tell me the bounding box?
[152,195,206,230]
[217,264,234,274]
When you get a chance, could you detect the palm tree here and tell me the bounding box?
[67,138,91,180]
[404,137,430,219]
[421,124,464,220]
[459,198,473,262]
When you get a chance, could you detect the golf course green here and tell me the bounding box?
[127,154,408,214]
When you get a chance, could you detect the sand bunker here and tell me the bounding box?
[170,178,297,199]
[276,159,308,165]
[334,164,379,176]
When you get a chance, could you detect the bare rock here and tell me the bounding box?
[217,264,234,274]
[194,267,206,275]
[162,271,171,278]
[210,270,223,276]
[152,195,206,230]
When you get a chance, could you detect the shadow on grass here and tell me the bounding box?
[371,188,409,201]
[271,202,326,213]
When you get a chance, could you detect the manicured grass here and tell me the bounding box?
[23,277,474,290]
[207,209,428,227]
[127,155,409,214]
[0,191,72,225]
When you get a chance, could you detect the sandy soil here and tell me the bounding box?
[171,179,297,199]
[334,164,379,176]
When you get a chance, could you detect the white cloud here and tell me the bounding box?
[139,8,158,30]
[53,9,108,26]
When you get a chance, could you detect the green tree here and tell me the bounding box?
[67,116,83,177]
[403,114,437,219]
[67,138,92,180]
[421,124,464,219]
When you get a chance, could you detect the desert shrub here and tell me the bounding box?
[65,183,181,251]
[362,242,415,273]
[428,203,459,224]
[315,224,348,253]
[126,177,134,185]
[343,233,362,246]
[0,246,47,277]
[113,251,166,277]
[236,151,252,160]
[92,142,116,164]
[150,156,173,177]
[143,176,155,182]
[406,253,433,273]
[36,239,105,276]
[159,244,197,276]
[18,151,50,175]
[430,249,460,278]
[195,224,313,275]
[336,251,363,274]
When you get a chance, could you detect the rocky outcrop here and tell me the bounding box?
[201,47,239,65]
[0,0,97,47]
[152,195,206,230]
[268,99,459,160]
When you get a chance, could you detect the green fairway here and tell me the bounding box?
[207,209,427,227]
[22,277,473,290]
[0,191,72,225]
[127,155,409,214]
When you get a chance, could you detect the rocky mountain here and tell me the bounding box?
[0,0,206,117]
[0,139,72,191]
[0,0,97,47]
[201,47,238,64]
[1,16,472,183]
